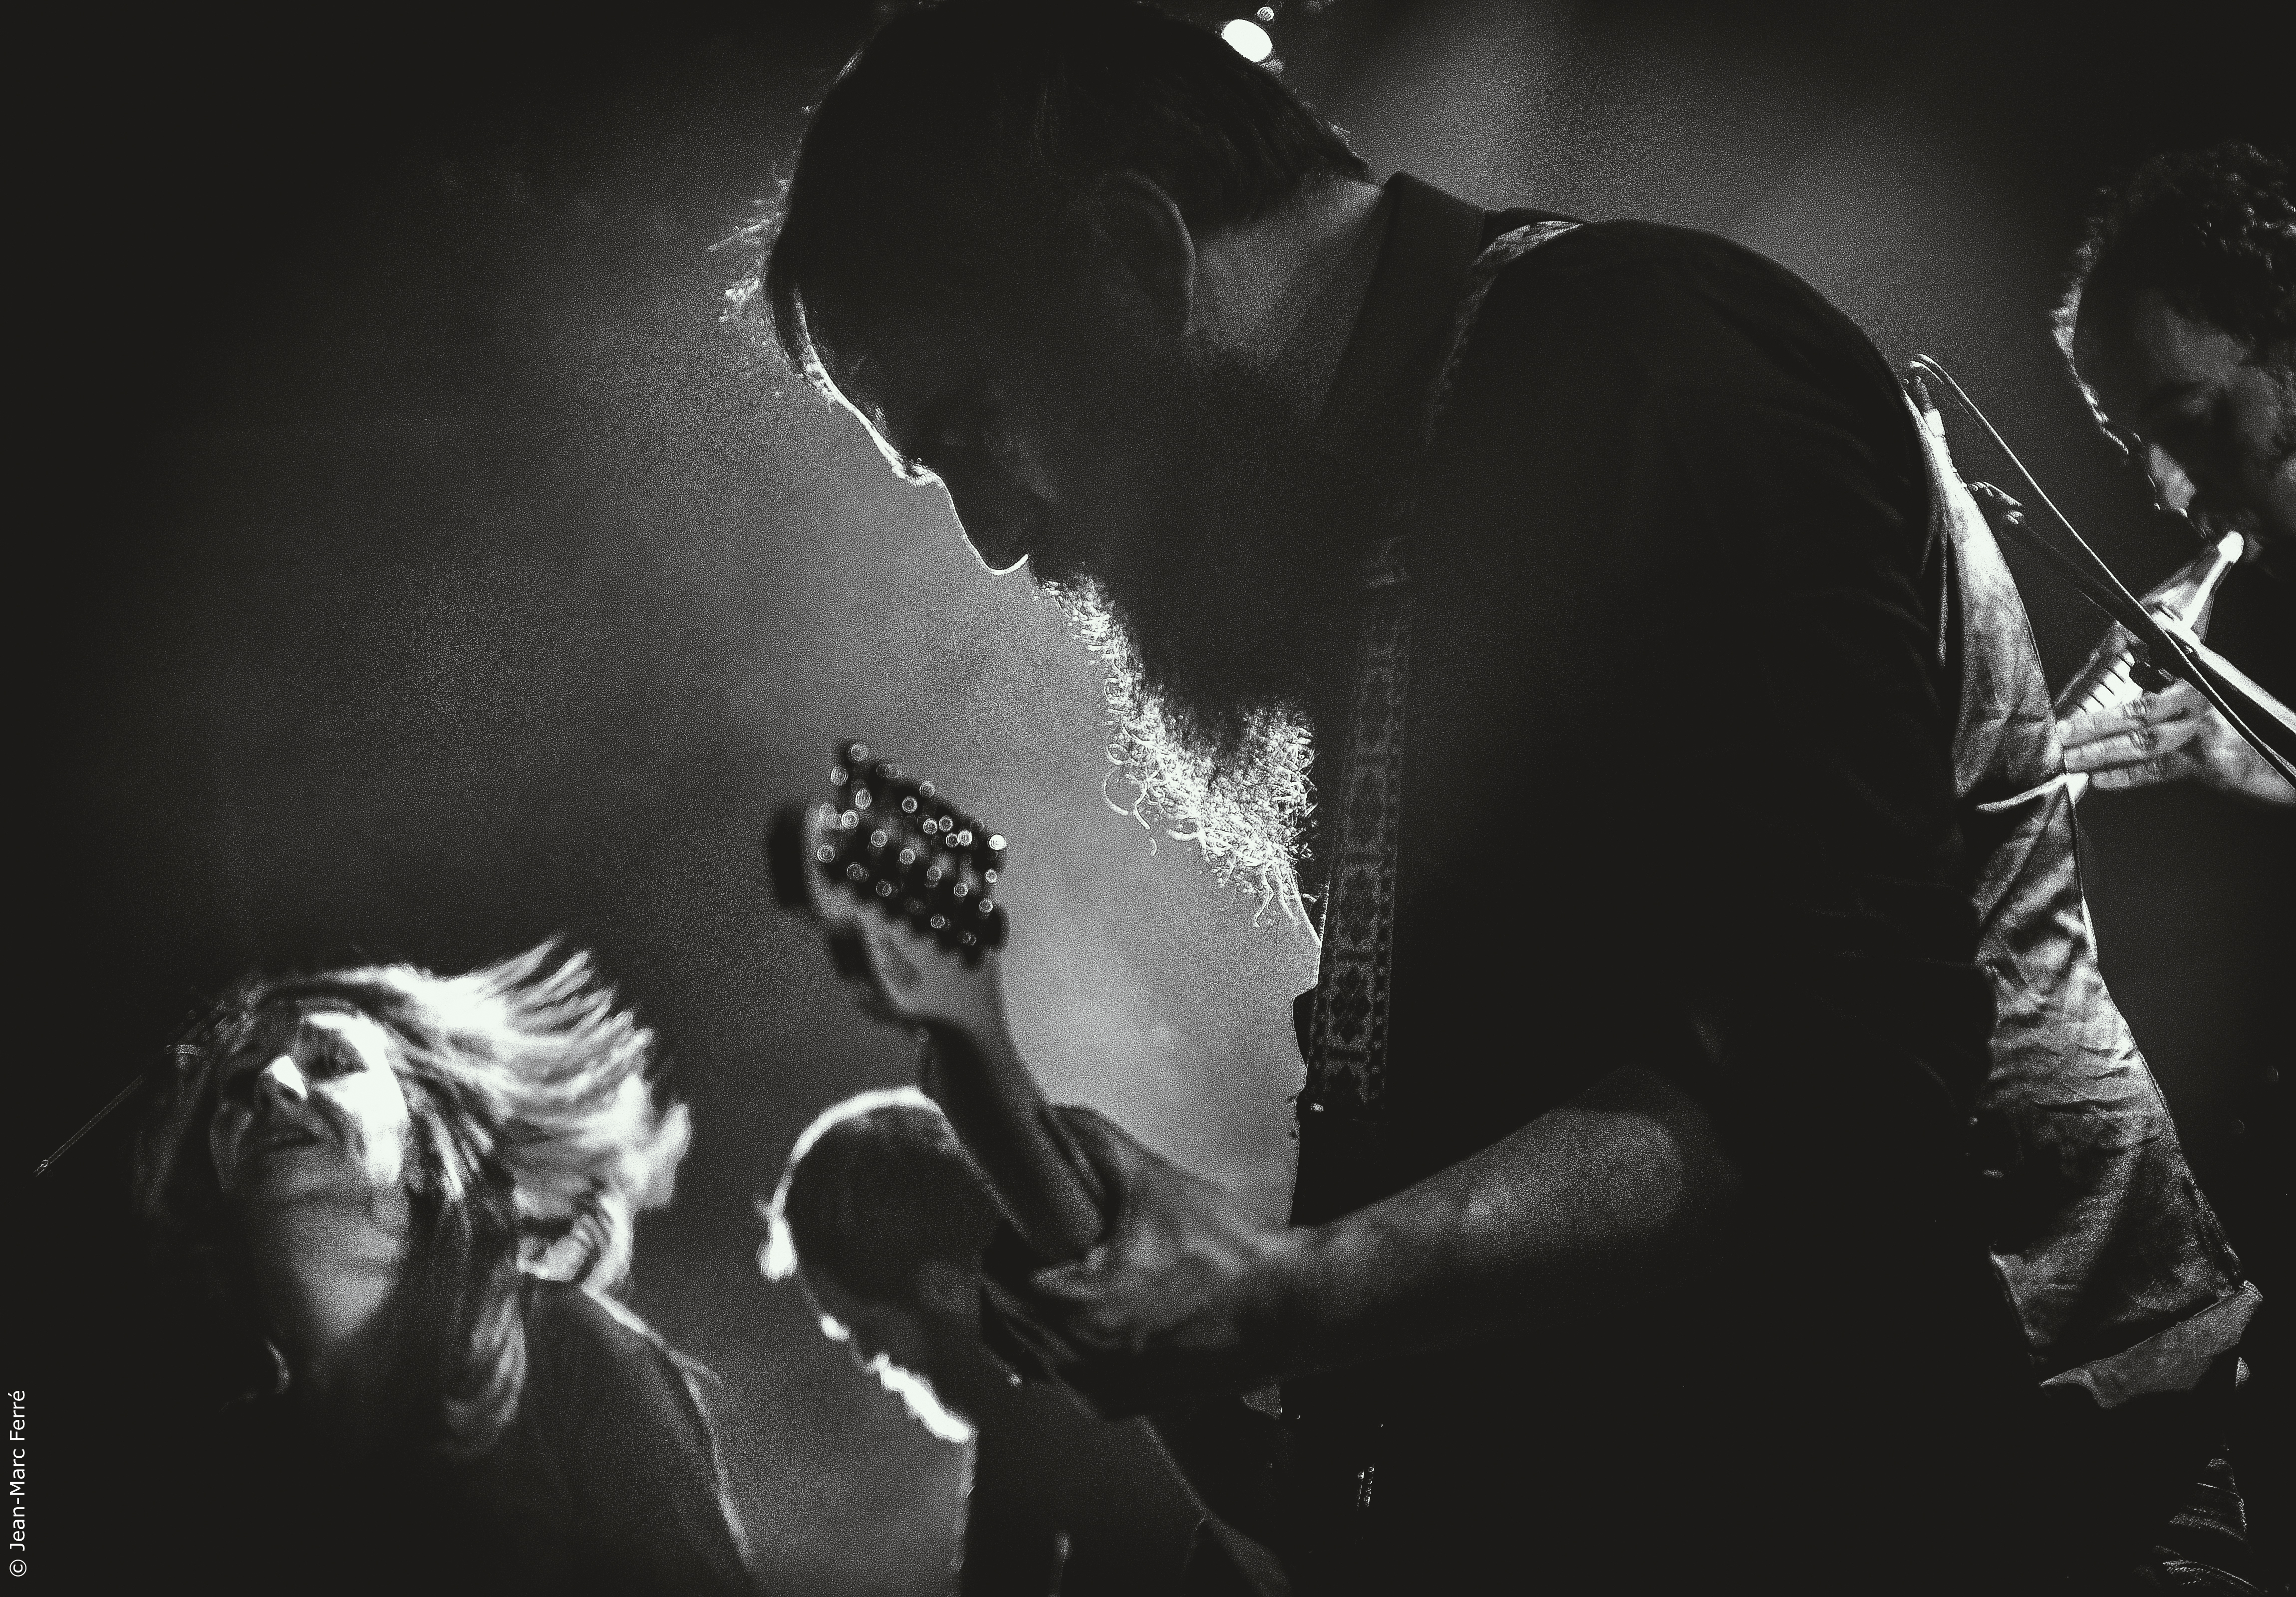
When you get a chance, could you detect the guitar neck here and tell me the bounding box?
[922,1009,1293,1577]
[769,754,1290,1588]
[919,1003,1106,1263]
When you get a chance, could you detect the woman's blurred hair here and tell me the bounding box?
[136,941,691,1457]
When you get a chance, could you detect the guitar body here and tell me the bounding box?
[768,746,1293,1593]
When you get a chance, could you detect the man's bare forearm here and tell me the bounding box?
[1266,1065,1742,1377]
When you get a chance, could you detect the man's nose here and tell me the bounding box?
[963,527,1030,575]
[942,468,1045,576]
[949,502,1031,575]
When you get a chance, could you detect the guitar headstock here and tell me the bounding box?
[768,742,1009,965]
[765,745,1109,1262]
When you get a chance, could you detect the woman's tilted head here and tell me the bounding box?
[138,940,691,1455]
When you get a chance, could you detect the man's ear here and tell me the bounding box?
[1068,170,1197,336]
[914,1256,980,1322]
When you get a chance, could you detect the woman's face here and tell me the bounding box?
[209,1007,415,1207]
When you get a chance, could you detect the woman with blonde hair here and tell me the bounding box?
[137,941,758,1596]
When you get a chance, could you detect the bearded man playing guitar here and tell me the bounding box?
[740,4,2262,1591]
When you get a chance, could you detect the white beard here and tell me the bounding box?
[1053,578,1315,920]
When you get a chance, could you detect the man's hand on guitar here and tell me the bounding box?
[2057,679,2296,805]
[980,1106,1302,1419]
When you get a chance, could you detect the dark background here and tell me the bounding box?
[17,3,2290,1591]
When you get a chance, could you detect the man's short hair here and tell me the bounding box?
[728,0,1369,388]
[2054,142,2296,404]
[758,1088,1000,1305]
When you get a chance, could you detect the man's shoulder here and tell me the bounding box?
[1425,215,1907,465]
[1458,217,1867,384]
[1480,216,1804,299]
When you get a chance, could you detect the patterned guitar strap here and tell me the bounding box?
[1284,219,1581,1553]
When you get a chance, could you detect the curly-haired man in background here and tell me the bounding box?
[2055,141,2295,805]
[2052,140,2295,1587]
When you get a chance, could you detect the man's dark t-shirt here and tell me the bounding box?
[1278,178,2045,1592]
[963,1382,1212,1597]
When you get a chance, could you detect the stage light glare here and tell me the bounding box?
[1221,18,1274,61]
